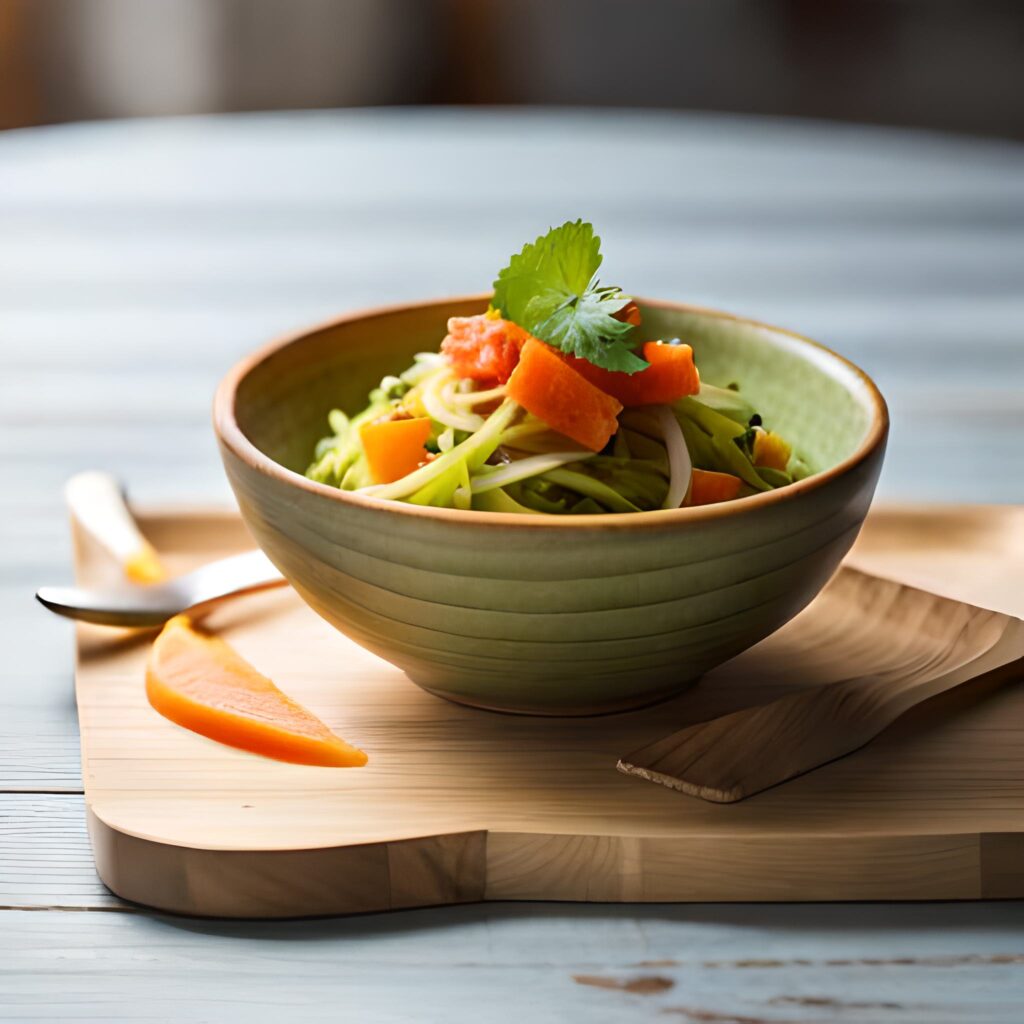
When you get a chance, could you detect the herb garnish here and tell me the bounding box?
[491,220,646,374]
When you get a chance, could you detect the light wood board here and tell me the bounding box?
[619,568,1024,801]
[74,506,1024,917]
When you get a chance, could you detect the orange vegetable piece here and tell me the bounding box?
[360,416,432,484]
[506,338,623,452]
[441,314,531,384]
[615,301,642,326]
[147,615,367,767]
[688,468,743,506]
[753,429,792,471]
[568,341,700,407]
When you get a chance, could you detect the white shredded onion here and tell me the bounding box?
[500,432,589,455]
[421,371,486,431]
[655,405,692,509]
[450,383,507,407]
[400,352,445,386]
[470,452,592,494]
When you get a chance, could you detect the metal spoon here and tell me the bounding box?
[38,470,286,627]
[36,549,285,627]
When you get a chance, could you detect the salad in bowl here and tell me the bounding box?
[215,219,886,714]
[307,221,806,516]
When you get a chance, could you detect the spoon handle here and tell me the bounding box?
[65,470,166,584]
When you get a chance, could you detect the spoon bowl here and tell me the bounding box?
[37,550,283,627]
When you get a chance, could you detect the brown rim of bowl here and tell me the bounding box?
[213,293,889,531]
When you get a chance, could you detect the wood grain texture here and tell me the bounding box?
[849,504,1024,618]
[619,573,1024,802]
[88,810,486,918]
[73,508,1024,916]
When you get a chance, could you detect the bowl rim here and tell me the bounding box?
[213,293,888,530]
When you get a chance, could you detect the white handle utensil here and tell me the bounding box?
[40,471,286,626]
[65,470,166,583]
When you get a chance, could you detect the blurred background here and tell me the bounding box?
[2,0,1022,515]
[2,0,1023,137]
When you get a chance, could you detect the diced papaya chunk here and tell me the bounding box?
[441,314,530,384]
[360,416,432,484]
[568,341,700,406]
[146,615,367,767]
[506,338,623,452]
[688,468,743,506]
[753,429,792,471]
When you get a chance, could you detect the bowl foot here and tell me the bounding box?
[407,675,701,718]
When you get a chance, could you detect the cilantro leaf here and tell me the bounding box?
[492,220,647,373]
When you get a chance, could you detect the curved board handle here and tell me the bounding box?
[619,570,1024,803]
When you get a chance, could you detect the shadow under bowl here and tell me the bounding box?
[214,295,887,715]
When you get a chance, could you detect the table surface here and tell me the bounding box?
[2,108,1023,1023]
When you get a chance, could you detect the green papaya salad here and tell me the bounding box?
[307,221,808,514]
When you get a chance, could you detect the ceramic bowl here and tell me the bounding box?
[214,296,887,715]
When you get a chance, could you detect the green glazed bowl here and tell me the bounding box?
[214,296,887,715]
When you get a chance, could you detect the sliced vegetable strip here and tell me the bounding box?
[543,468,641,513]
[471,452,592,494]
[655,405,693,509]
[472,487,545,514]
[675,398,772,492]
[691,383,756,425]
[361,398,519,501]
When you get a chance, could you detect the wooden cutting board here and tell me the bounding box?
[73,505,1024,918]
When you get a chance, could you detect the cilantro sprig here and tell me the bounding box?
[491,220,647,374]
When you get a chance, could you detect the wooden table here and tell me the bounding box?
[2,110,1023,1022]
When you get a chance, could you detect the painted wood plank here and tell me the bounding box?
[0,906,1022,1023]
[1,790,1022,1017]
[0,111,1022,995]
[2,111,1022,205]
[0,796,117,908]
[0,590,82,791]
[4,302,1024,373]
[2,247,1020,314]
[4,224,1022,287]
[5,296,1024,356]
